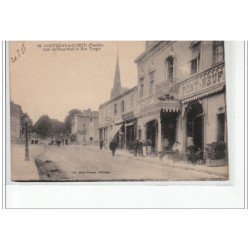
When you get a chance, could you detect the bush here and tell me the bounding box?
[205,141,226,160]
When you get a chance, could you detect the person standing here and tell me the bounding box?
[109,139,117,156]
[138,140,143,157]
[99,139,104,150]
[133,139,138,157]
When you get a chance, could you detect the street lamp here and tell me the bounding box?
[23,116,31,161]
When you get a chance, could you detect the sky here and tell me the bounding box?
[9,41,145,123]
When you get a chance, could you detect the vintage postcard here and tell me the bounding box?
[9,41,229,182]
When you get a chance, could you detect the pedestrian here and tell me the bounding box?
[65,138,68,145]
[133,139,139,157]
[109,139,117,156]
[138,140,143,157]
[99,139,104,150]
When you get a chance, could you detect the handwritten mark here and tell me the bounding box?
[11,42,26,63]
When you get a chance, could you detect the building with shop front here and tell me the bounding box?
[10,101,22,143]
[98,54,139,149]
[135,41,227,159]
[71,109,99,144]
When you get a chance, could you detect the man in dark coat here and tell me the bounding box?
[99,139,104,150]
[109,139,117,156]
[133,139,139,157]
[138,140,143,157]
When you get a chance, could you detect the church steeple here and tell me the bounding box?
[111,52,122,99]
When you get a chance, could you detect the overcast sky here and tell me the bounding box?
[9,41,145,123]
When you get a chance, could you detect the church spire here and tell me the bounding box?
[111,50,122,99]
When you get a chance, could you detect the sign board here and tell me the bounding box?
[122,111,135,121]
[179,63,225,100]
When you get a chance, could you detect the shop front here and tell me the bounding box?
[137,97,181,155]
[179,62,227,163]
[122,111,137,150]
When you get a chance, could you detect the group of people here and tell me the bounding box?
[31,138,39,144]
[49,138,69,146]
[106,139,146,157]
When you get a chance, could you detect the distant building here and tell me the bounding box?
[71,109,99,144]
[10,101,22,143]
[99,53,139,149]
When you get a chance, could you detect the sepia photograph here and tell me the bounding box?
[9,41,229,182]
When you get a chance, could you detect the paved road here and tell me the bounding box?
[32,145,226,181]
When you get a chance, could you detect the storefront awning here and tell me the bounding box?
[108,124,123,141]
[125,121,135,127]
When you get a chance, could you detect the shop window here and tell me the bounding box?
[213,41,224,64]
[166,56,174,82]
[217,113,225,142]
[121,100,125,113]
[190,41,201,75]
[139,78,144,98]
[149,71,154,94]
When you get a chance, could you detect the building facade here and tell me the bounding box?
[99,54,139,149]
[71,109,99,144]
[135,41,226,157]
[10,101,22,143]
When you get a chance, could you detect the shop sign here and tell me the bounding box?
[122,111,135,121]
[139,95,157,111]
[179,63,225,99]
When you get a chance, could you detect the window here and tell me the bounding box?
[149,71,154,94]
[121,100,125,113]
[166,56,174,82]
[139,78,144,98]
[190,41,201,75]
[213,41,224,64]
[130,94,134,110]
[114,104,117,115]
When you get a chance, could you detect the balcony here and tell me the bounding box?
[155,79,179,100]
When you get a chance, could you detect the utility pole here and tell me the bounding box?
[24,121,30,161]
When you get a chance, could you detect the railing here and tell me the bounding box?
[155,79,179,99]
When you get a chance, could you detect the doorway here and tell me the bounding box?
[186,102,204,151]
[146,120,157,149]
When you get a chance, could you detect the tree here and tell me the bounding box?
[21,112,33,134]
[33,115,53,138]
[64,109,82,134]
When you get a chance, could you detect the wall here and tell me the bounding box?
[205,93,226,144]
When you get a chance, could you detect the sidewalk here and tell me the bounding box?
[11,145,40,181]
[86,145,229,178]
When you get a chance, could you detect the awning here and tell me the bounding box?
[108,124,123,141]
[125,121,135,127]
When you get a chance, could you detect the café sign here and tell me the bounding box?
[139,95,157,111]
[122,111,135,121]
[179,63,225,100]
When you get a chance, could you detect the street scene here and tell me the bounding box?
[9,41,229,182]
